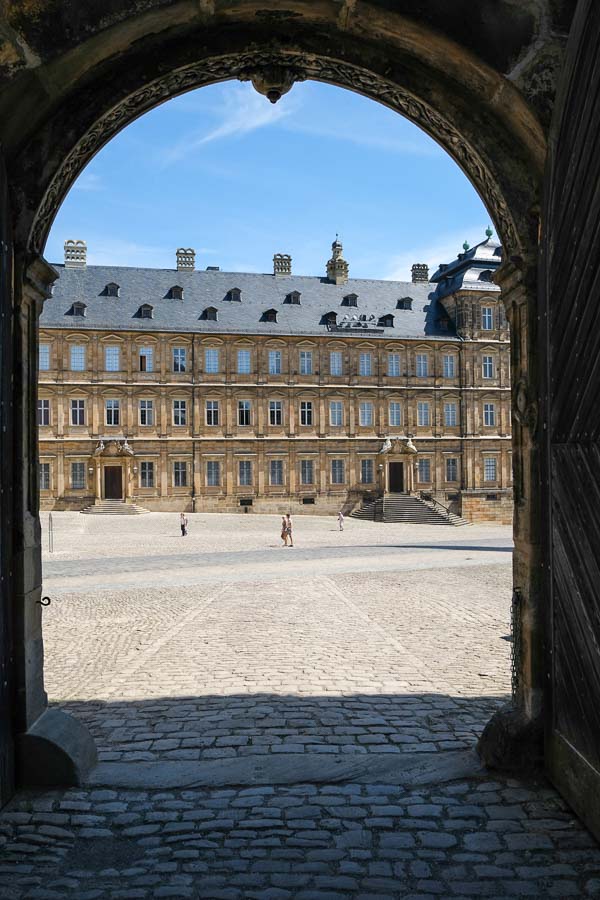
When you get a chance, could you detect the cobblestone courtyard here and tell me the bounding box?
[2,513,599,897]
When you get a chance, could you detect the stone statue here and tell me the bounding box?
[380,437,392,454]
[406,438,417,453]
[122,438,134,455]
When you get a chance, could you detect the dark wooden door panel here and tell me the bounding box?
[104,467,122,500]
[542,0,600,839]
[389,463,404,492]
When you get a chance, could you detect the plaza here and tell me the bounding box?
[1,513,599,897]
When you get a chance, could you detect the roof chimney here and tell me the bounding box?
[273,253,292,276]
[176,248,195,271]
[411,263,429,284]
[64,239,87,268]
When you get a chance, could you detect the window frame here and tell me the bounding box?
[416,353,429,378]
[481,306,494,330]
[300,400,313,426]
[206,460,221,487]
[482,355,494,379]
[238,459,253,486]
[37,398,50,427]
[206,399,220,426]
[140,461,154,488]
[105,398,120,426]
[300,459,314,485]
[417,400,430,427]
[443,354,456,379]
[359,351,372,377]
[484,457,498,482]
[389,401,402,427]
[417,458,431,483]
[172,347,187,373]
[40,462,51,491]
[329,400,343,427]
[446,457,458,482]
[71,461,86,490]
[361,458,374,484]
[104,345,120,372]
[204,347,220,374]
[173,398,187,426]
[443,401,457,427]
[329,350,343,376]
[483,402,496,427]
[387,352,400,377]
[299,350,313,376]
[268,349,282,376]
[269,400,283,426]
[139,398,154,427]
[39,343,50,371]
[269,459,284,486]
[69,343,86,372]
[70,398,85,426]
[173,460,188,488]
[331,458,345,485]
[359,401,374,427]
[237,348,252,375]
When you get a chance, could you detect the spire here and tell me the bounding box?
[326,236,349,285]
[485,226,493,239]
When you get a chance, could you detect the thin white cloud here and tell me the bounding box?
[384,228,491,282]
[160,84,297,166]
[73,172,104,192]
[85,238,172,268]
[282,120,442,157]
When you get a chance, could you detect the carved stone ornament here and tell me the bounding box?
[513,378,538,431]
[29,50,519,254]
[93,439,135,457]
[239,65,305,103]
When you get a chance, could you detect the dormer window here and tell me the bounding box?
[397,297,413,310]
[70,302,87,317]
[342,293,358,307]
[262,308,278,323]
[104,282,120,297]
[379,314,394,328]
[169,285,184,300]
[285,291,301,305]
[228,287,242,302]
[138,304,154,319]
[322,311,337,327]
[478,270,493,283]
[202,306,218,321]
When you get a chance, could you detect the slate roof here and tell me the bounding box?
[40,265,459,342]
[430,235,502,299]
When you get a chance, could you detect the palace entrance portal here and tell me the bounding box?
[389,462,404,493]
[104,467,123,501]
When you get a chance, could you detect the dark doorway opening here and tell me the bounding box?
[389,462,404,492]
[104,466,122,500]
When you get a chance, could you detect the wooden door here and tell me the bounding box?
[0,151,16,805]
[541,0,600,839]
[104,466,123,499]
[389,462,404,492]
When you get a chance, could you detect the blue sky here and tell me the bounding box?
[46,81,492,281]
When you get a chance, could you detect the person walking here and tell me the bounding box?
[281,515,288,547]
[284,513,294,547]
[180,512,188,537]
[337,510,344,531]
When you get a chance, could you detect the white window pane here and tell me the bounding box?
[39,344,50,371]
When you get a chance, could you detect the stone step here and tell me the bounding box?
[81,501,150,515]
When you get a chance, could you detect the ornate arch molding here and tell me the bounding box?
[30,49,520,256]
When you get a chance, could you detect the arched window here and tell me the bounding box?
[169,285,184,300]
[104,282,120,297]
[262,308,278,323]
[202,306,218,321]
[138,304,154,319]
[228,287,242,302]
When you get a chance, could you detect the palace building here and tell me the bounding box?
[38,234,512,522]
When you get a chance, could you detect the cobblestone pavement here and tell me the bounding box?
[2,778,600,899]
[1,514,596,895]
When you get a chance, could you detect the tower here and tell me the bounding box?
[326,236,349,285]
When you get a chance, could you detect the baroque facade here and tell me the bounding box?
[38,235,512,522]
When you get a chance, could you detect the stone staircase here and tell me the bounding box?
[81,500,150,515]
[351,493,469,525]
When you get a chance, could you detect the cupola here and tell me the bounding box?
[326,235,349,285]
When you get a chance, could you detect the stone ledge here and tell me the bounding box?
[17,707,97,787]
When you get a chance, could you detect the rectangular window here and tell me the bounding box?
[237,349,251,374]
[299,350,313,375]
[300,401,313,426]
[207,460,221,487]
[270,459,284,486]
[205,348,219,374]
[387,353,400,377]
[139,346,154,372]
[70,399,85,426]
[482,355,494,379]
[37,399,50,426]
[417,401,430,427]
[71,462,86,490]
[105,345,120,371]
[139,399,154,426]
[173,399,187,426]
[359,352,372,376]
[173,347,186,373]
[269,400,282,426]
[173,461,187,487]
[329,351,343,376]
[361,459,374,484]
[483,402,496,426]
[301,459,314,485]
[418,458,431,483]
[40,462,50,491]
[140,461,154,488]
[481,306,494,330]
[389,402,402,427]
[238,400,251,426]
[444,402,457,427]
[416,353,429,377]
[39,344,50,371]
[239,460,252,486]
[105,399,120,426]
[329,401,343,426]
[206,400,219,426]
[268,350,282,375]
[484,457,498,482]
[70,344,85,371]
[359,401,374,427]
[446,458,458,482]
[443,354,455,378]
[331,459,345,484]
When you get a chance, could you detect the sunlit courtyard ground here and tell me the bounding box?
[2,514,599,898]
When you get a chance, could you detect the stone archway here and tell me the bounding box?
[0,1,564,799]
